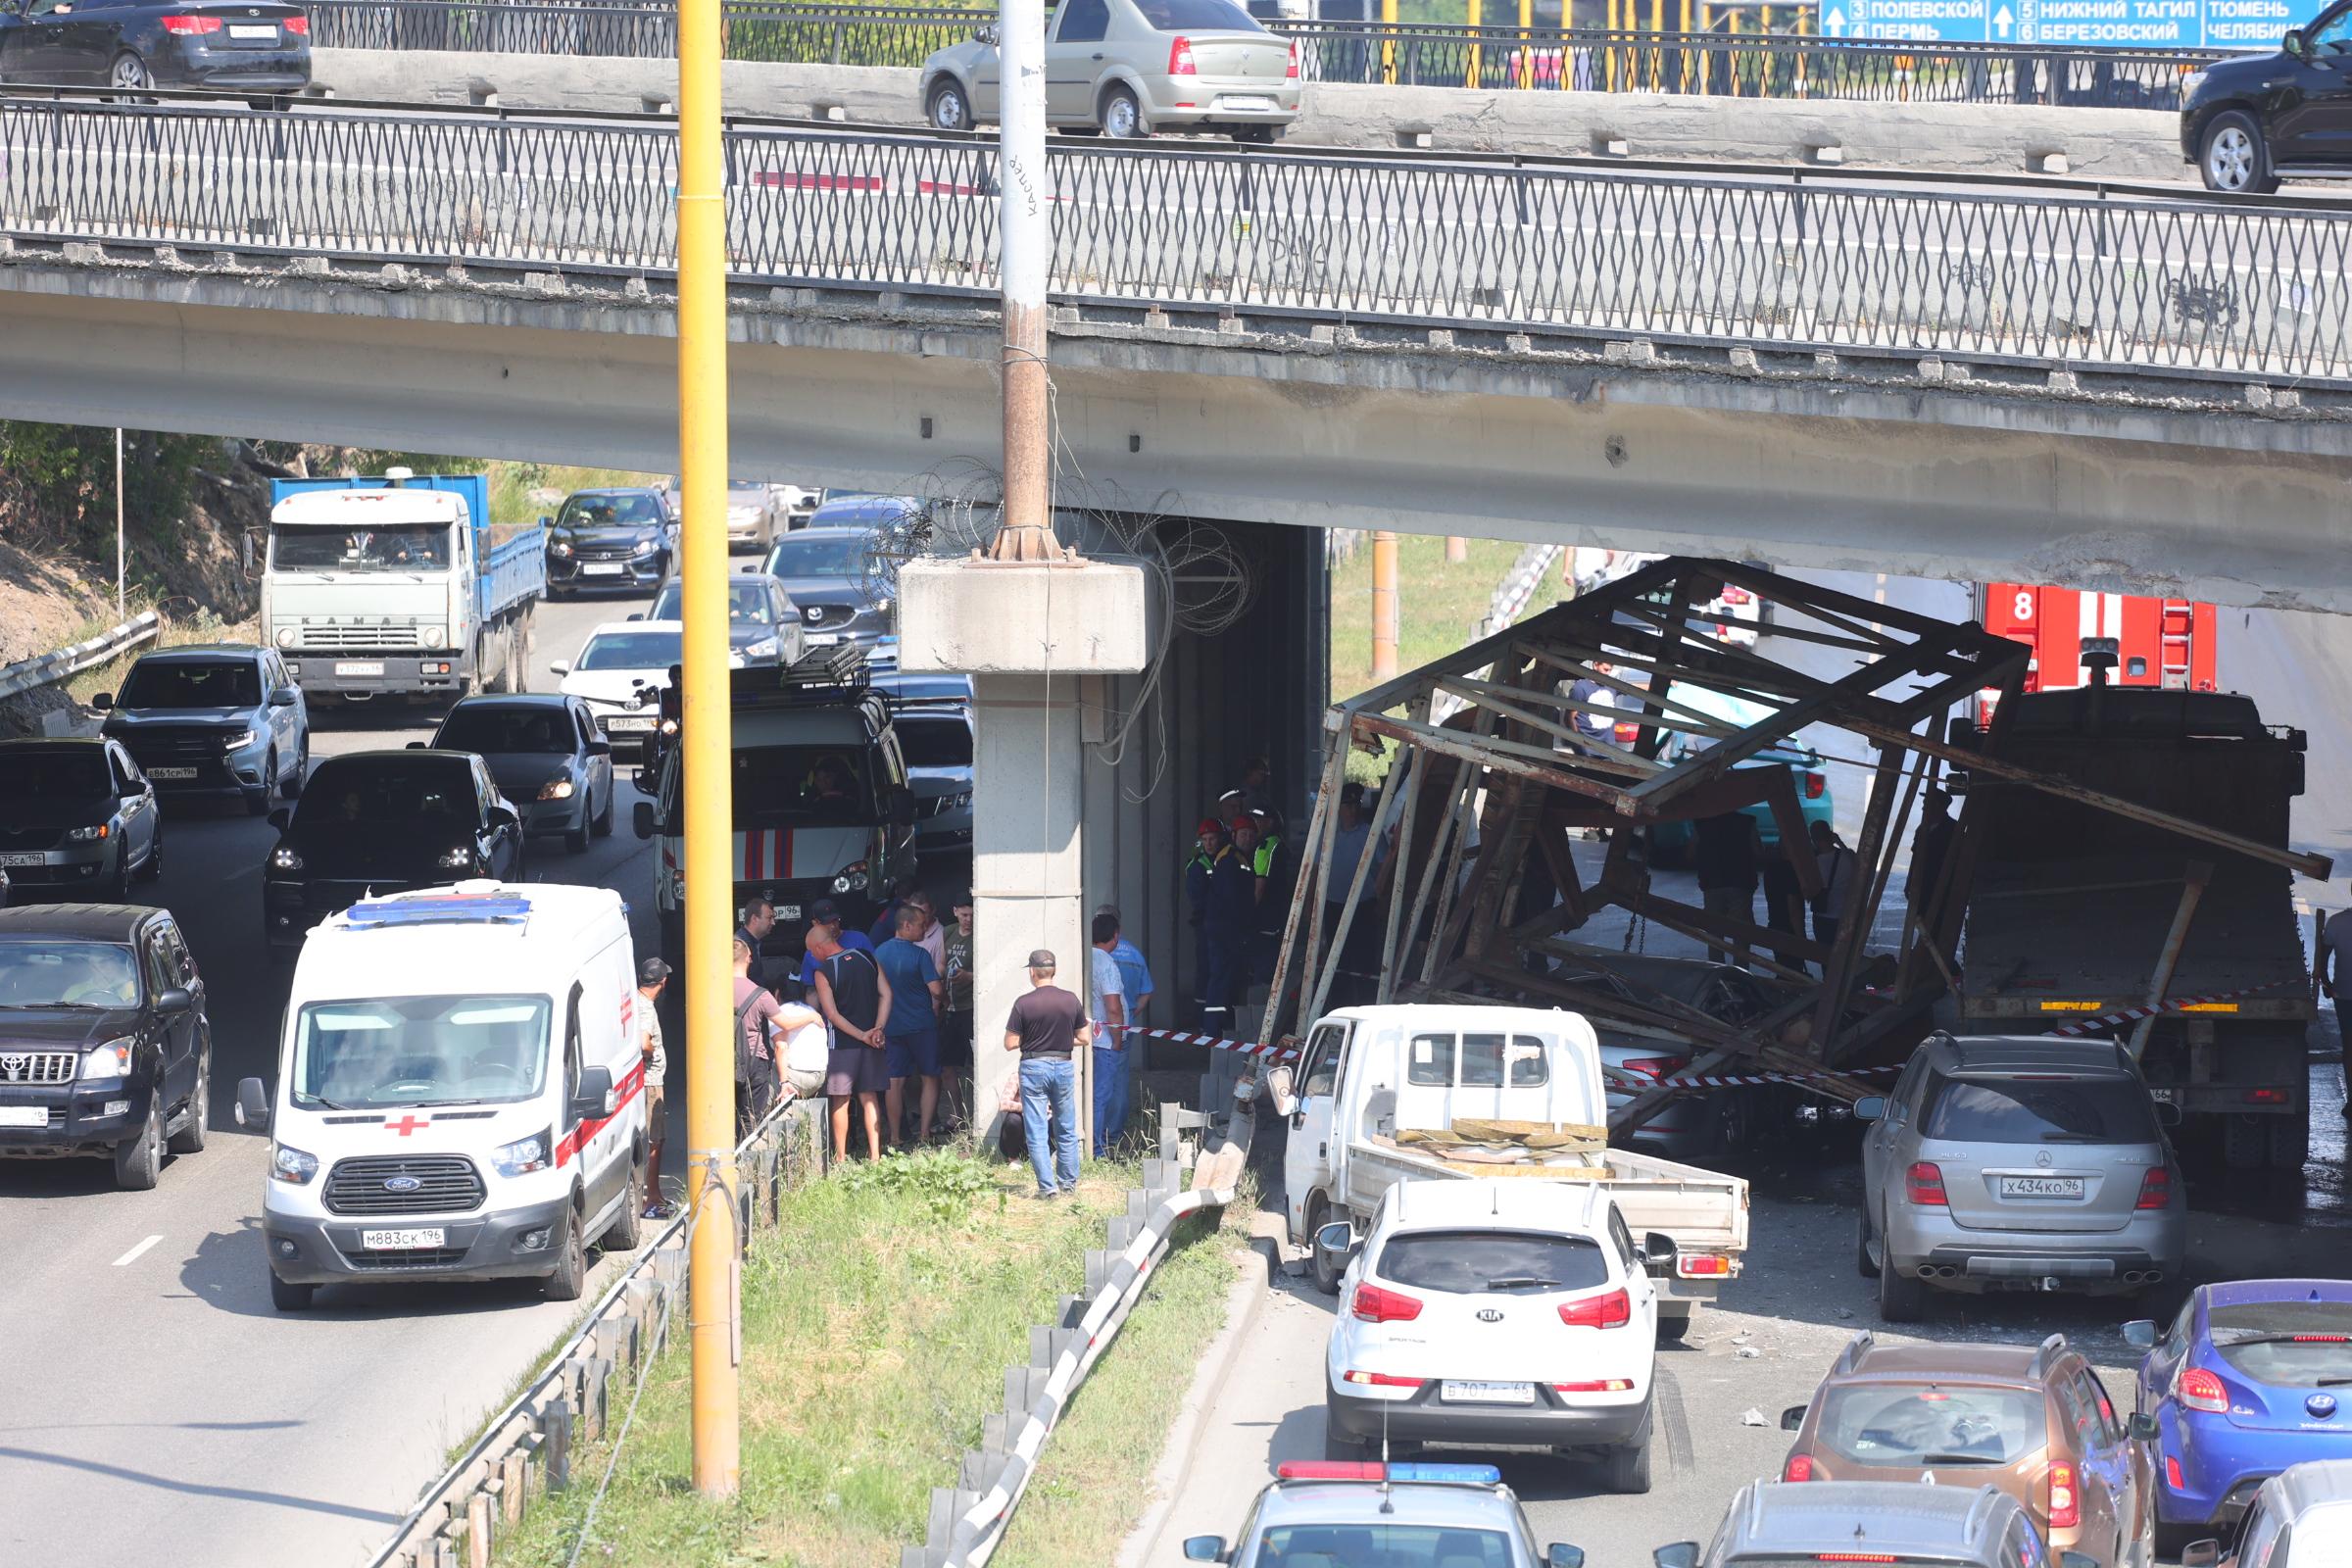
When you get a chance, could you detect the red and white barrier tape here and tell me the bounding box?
[1094,1022,1298,1061]
[1633,1063,1900,1089]
[2048,980,2300,1038]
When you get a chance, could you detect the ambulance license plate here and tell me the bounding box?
[362,1227,447,1250]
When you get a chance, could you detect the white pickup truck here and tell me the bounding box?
[1279,1004,1749,1342]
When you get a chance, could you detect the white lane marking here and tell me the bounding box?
[113,1234,164,1267]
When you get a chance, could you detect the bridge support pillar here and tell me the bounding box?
[899,556,1151,1148]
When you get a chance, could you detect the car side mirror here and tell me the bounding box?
[538,514,554,528]
[974,22,999,44]
[570,1065,615,1123]
[2284,24,2306,54]
[633,800,656,839]
[2182,1544,2221,1568]
[91,691,113,710]
[1547,1548,1585,1568]
[406,740,428,750]
[2122,1319,2158,1348]
[1655,1544,1700,1568]
[1181,1540,1226,1564]
[1642,1231,1678,1273]
[488,804,519,830]
[2128,1411,2160,1442]
[586,739,612,758]
[625,612,643,621]
[235,1075,271,1131]
[2155,1100,2182,1127]
[1852,1096,1886,1123]
[1781,1404,1809,1431]
[269,688,297,708]
[268,808,291,831]
[1313,1220,1359,1275]
[155,986,194,1013]
[549,660,570,675]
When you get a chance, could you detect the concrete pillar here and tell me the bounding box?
[899,556,1150,1142]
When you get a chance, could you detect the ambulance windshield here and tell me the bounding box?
[291,994,552,1109]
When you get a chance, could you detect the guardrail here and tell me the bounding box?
[366,1097,826,1568]
[301,0,2220,110]
[4,99,2343,387]
[0,612,160,703]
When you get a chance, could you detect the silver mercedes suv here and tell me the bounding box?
[1855,1033,2183,1322]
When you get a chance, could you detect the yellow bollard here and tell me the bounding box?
[1518,0,1532,89]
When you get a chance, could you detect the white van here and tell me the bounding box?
[236,881,647,1312]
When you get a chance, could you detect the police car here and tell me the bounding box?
[1182,1461,1583,1568]
[237,882,647,1311]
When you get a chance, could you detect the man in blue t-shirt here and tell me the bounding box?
[797,898,874,994]
[874,904,944,1145]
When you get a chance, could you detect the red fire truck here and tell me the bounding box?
[1974,584,2218,725]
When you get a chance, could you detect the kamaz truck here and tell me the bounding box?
[1954,653,2317,1173]
[264,470,544,704]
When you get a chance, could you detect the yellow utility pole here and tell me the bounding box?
[1381,0,1397,85]
[676,0,739,1501]
[1371,531,1399,681]
[1466,0,1483,89]
[1678,0,1691,90]
[1605,0,1619,90]
[1647,0,1661,86]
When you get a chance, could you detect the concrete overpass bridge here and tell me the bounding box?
[3,95,2350,610]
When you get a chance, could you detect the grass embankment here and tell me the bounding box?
[491,1150,1248,1568]
[482,463,662,528]
[60,609,256,706]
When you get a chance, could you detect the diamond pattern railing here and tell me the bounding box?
[300,1,2222,111]
[1,99,2342,385]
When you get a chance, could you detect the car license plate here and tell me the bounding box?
[807,632,841,646]
[362,1227,446,1250]
[2148,1086,2178,1104]
[228,22,275,36]
[607,715,656,732]
[0,852,44,867]
[0,1105,51,1129]
[1223,95,1274,111]
[1998,1176,2084,1200]
[778,904,802,920]
[334,661,385,677]
[1441,1380,1535,1405]
[583,563,625,576]
[147,767,198,780]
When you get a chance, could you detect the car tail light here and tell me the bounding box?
[1168,34,1196,74]
[1817,1557,1897,1563]
[162,14,222,31]
[2047,1460,2080,1529]
[1350,1283,1422,1324]
[1342,1369,1424,1388]
[1804,770,1827,800]
[2135,1167,2173,1209]
[1286,38,1299,76]
[1613,719,1641,744]
[2294,1335,2352,1343]
[1618,1056,1676,1082]
[1905,1161,1947,1206]
[2244,1088,2289,1104]
[1559,1287,1631,1330]
[1678,1253,1732,1278]
[1723,587,1752,606]
[2179,1368,2229,1414]
[282,14,308,31]
[2166,1454,2184,1490]
[1554,1378,1636,1393]
[1785,1453,1817,1482]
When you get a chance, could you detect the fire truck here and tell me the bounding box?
[1974,584,2218,726]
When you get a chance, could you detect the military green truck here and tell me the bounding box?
[1953,663,2317,1173]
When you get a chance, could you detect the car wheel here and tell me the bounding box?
[269,1271,316,1312]
[2199,110,2278,194]
[1655,1312,1691,1344]
[1100,84,1146,139]
[282,734,309,799]
[1603,1435,1653,1494]
[1856,1201,1880,1278]
[167,1043,209,1154]
[543,1204,588,1300]
[108,51,153,99]
[564,806,590,856]
[593,781,614,837]
[114,1097,163,1191]
[1304,1198,1343,1295]
[927,77,973,131]
[2270,1110,2309,1172]
[1322,1392,1369,1461]
[134,821,164,884]
[247,751,276,816]
[604,1158,645,1251]
[110,842,134,902]
[1877,1221,1927,1323]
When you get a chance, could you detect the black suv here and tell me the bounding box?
[0,904,212,1190]
[543,487,679,596]
[2181,4,2352,191]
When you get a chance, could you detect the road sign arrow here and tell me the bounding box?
[1825,5,1848,30]
[1993,4,2014,34]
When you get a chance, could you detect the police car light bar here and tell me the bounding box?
[1275,1462,1502,1485]
[343,893,534,927]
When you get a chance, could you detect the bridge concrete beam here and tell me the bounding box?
[2,252,2346,612]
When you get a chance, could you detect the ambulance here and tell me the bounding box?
[236,882,647,1312]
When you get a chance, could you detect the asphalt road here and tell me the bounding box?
[0,584,677,1568]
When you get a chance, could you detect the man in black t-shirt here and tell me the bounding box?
[1004,950,1090,1198]
[811,919,893,1161]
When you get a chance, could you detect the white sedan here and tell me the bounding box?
[1319,1178,1669,1493]
[549,620,739,758]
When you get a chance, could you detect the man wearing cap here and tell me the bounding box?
[1004,949,1091,1198]
[635,957,673,1219]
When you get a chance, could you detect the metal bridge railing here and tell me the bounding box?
[299,1,2221,110]
[2,100,2341,386]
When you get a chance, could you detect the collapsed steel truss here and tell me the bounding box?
[1265,557,2328,1135]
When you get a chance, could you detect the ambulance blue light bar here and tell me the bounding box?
[1275,1462,1502,1485]
[343,894,534,927]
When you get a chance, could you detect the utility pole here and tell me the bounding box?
[989,0,1054,562]
[114,428,124,616]
[1371,530,1399,680]
[676,0,739,1500]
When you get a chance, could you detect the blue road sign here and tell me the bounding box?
[1817,0,2320,45]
